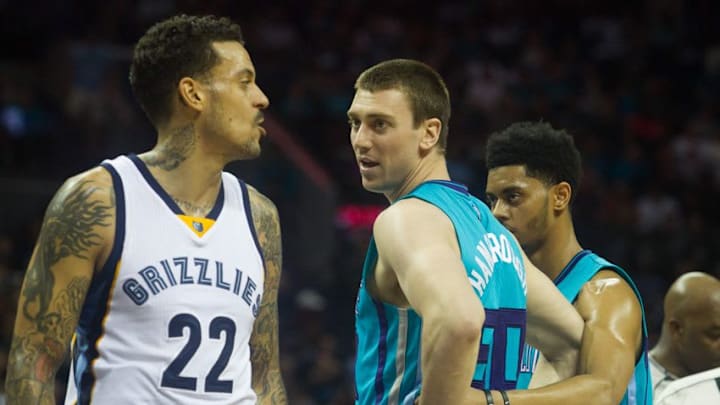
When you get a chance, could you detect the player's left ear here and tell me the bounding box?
[552,182,572,211]
[178,77,207,113]
[419,118,441,151]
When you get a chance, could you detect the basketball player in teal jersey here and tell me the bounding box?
[481,121,652,404]
[348,60,601,405]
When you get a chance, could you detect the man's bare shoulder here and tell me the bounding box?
[375,198,449,230]
[66,166,114,189]
[577,269,642,325]
[54,166,116,222]
[583,270,637,300]
[373,198,456,259]
[36,165,117,269]
[245,184,278,219]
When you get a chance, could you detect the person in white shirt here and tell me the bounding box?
[654,365,720,405]
[649,272,720,402]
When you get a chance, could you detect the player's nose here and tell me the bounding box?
[491,201,511,222]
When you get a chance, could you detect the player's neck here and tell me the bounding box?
[139,146,224,211]
[386,155,449,203]
[529,216,582,281]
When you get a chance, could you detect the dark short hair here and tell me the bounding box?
[355,59,451,151]
[129,14,244,126]
[486,121,582,203]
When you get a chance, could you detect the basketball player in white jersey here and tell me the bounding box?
[5,14,287,404]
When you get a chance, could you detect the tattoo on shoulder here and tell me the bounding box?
[249,190,280,257]
[23,180,113,322]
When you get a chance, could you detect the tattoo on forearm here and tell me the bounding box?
[143,124,195,170]
[6,179,112,403]
[249,189,287,403]
[7,277,91,403]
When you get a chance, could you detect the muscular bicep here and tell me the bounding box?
[246,186,286,403]
[575,270,642,403]
[373,201,482,323]
[375,200,483,404]
[6,168,115,399]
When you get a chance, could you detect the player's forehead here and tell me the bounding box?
[347,88,410,120]
[486,165,533,190]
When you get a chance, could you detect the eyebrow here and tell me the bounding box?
[347,111,395,121]
[502,185,523,192]
[234,68,255,79]
[486,185,523,196]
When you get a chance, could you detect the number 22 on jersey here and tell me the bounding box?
[161,313,237,393]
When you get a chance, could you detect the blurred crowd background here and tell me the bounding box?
[2,0,720,403]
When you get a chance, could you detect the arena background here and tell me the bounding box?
[1,1,719,403]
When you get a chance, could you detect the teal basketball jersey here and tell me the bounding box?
[355,180,528,405]
[515,250,653,405]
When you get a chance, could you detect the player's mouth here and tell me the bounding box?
[358,157,379,173]
[255,112,265,136]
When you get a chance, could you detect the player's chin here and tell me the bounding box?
[360,177,381,193]
[245,144,262,159]
[233,143,262,160]
[362,184,392,198]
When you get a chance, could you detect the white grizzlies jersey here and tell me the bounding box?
[65,154,265,405]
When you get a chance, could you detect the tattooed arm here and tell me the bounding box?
[247,186,287,405]
[5,168,115,405]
